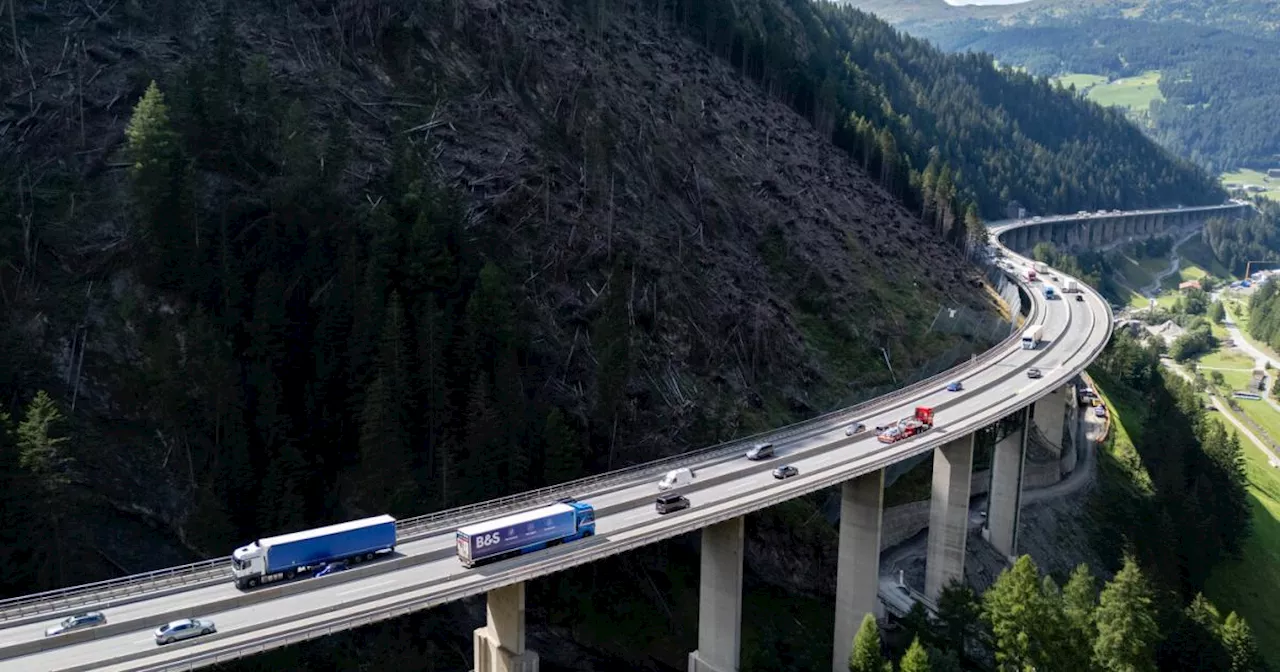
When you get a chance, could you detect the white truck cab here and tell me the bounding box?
[231,543,266,584]
[658,467,694,491]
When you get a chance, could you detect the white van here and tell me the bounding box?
[745,442,775,460]
[657,467,694,491]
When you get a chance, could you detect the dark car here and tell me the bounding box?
[946,381,963,392]
[1027,368,1043,379]
[772,465,799,480]
[655,492,690,515]
[1075,294,1084,302]
[45,612,106,637]
[314,561,349,579]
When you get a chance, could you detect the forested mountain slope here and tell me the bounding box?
[0,0,1007,589]
[0,0,1238,669]
[847,0,1280,173]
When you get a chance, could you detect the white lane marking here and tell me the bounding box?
[336,580,396,597]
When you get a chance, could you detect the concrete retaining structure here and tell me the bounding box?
[880,458,1066,551]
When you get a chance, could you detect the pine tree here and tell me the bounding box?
[1093,556,1160,672]
[257,438,309,533]
[1061,564,1098,671]
[1159,593,1230,671]
[849,613,888,672]
[543,407,584,484]
[934,581,981,656]
[356,292,418,515]
[126,81,193,285]
[877,128,899,194]
[982,555,1064,671]
[899,637,931,672]
[0,410,45,593]
[964,202,986,250]
[17,390,73,492]
[1222,612,1265,672]
[592,263,633,446]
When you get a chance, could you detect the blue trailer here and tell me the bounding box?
[456,501,596,568]
[231,515,397,589]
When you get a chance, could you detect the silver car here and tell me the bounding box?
[154,618,216,645]
[45,612,106,637]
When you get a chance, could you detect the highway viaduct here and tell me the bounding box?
[0,202,1251,672]
[995,202,1251,257]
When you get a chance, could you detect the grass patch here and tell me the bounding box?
[1090,371,1154,493]
[1086,70,1165,112]
[1054,72,1109,92]
[1109,251,1156,292]
[1198,348,1256,370]
[1177,237,1235,279]
[1221,167,1280,203]
[1196,347,1258,391]
[1204,411,1280,663]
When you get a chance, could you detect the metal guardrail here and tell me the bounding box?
[0,271,1033,626]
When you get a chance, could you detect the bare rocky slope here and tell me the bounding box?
[2,0,1003,668]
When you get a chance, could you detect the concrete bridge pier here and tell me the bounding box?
[688,517,745,672]
[474,582,540,672]
[924,434,975,601]
[985,407,1030,560]
[832,470,885,672]
[1033,385,1069,453]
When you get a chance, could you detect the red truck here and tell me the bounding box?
[877,407,935,444]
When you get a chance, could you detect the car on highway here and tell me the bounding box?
[1026,368,1042,379]
[154,618,216,645]
[845,422,866,436]
[655,492,690,515]
[946,381,963,392]
[313,561,349,579]
[772,465,799,480]
[745,442,775,460]
[44,612,106,637]
[1075,294,1084,302]
[1094,406,1107,418]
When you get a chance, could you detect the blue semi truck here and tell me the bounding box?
[231,515,397,589]
[456,501,596,568]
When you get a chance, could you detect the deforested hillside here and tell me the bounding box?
[0,0,1001,589]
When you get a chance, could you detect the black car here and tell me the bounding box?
[655,492,690,515]
[1075,294,1084,302]
[772,465,799,480]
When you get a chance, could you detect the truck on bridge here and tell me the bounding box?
[876,407,935,444]
[231,515,398,589]
[456,500,596,568]
[1022,324,1045,350]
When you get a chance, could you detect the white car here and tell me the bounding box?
[845,423,866,436]
[155,618,216,645]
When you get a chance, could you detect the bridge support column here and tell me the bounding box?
[986,407,1030,560]
[474,582,540,672]
[832,470,885,672]
[688,517,744,672]
[1034,385,1069,453]
[925,433,975,601]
